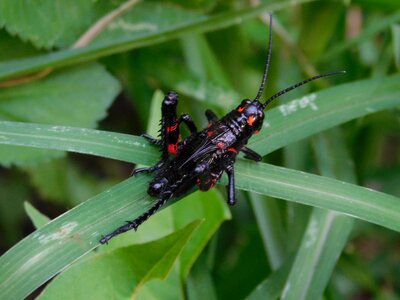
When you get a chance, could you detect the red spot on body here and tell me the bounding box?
[168,143,178,155]
[237,106,245,112]
[247,115,256,126]
[207,130,213,137]
[216,142,225,149]
[228,147,237,154]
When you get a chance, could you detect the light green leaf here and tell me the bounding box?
[233,160,400,232]
[0,121,158,166]
[37,221,200,300]
[0,63,120,166]
[1,75,399,300]
[0,0,94,48]
[246,258,293,300]
[0,0,315,80]
[248,74,400,155]
[0,178,228,300]
[318,10,400,63]
[281,129,356,300]
[393,24,400,69]
[23,201,50,229]
[0,175,152,300]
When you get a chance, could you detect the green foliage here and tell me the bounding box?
[0,0,399,300]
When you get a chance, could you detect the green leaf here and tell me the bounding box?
[393,24,400,69]
[319,10,400,63]
[0,121,159,165]
[248,74,400,155]
[233,160,400,232]
[246,258,293,300]
[1,74,399,299]
[1,74,398,163]
[0,175,151,300]
[0,0,315,80]
[0,63,120,166]
[0,0,94,48]
[0,179,228,300]
[25,157,116,206]
[23,201,50,229]
[37,221,201,300]
[281,129,357,300]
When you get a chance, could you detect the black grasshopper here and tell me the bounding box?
[100,15,344,244]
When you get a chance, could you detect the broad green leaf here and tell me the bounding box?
[1,75,399,300]
[0,121,159,166]
[249,193,287,269]
[37,221,200,300]
[135,265,184,300]
[186,255,218,300]
[23,201,50,229]
[246,258,293,300]
[0,175,152,300]
[94,2,204,46]
[0,74,398,162]
[0,63,120,166]
[282,210,354,300]
[0,0,315,81]
[0,0,94,48]
[173,190,230,278]
[248,74,400,155]
[233,160,400,232]
[281,129,357,300]
[0,179,228,300]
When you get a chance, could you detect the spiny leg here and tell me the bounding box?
[241,147,262,162]
[225,164,236,206]
[141,133,162,145]
[132,91,198,175]
[99,197,169,244]
[147,91,198,157]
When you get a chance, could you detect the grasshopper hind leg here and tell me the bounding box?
[99,197,169,244]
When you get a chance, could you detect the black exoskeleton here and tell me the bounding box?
[99,15,345,244]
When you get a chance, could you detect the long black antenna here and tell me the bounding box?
[254,13,273,103]
[262,70,346,110]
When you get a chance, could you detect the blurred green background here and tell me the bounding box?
[0,0,399,299]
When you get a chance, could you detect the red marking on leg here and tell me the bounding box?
[216,142,225,149]
[228,147,237,154]
[255,130,260,134]
[168,143,178,155]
